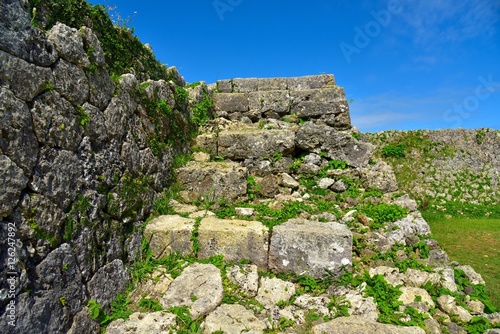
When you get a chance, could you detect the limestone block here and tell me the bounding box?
[295,122,375,168]
[457,265,486,285]
[0,88,38,174]
[258,77,288,91]
[256,277,295,308]
[286,74,335,90]
[86,67,115,110]
[161,263,223,319]
[320,109,351,129]
[0,0,58,66]
[213,92,249,115]
[232,78,259,92]
[198,217,269,269]
[437,267,458,292]
[217,129,296,160]
[203,304,267,334]
[294,295,331,317]
[248,90,290,115]
[312,315,425,334]
[31,91,84,151]
[176,161,247,202]
[25,244,87,334]
[216,79,233,93]
[227,264,259,297]
[144,215,196,258]
[281,173,300,189]
[87,259,130,312]
[437,295,473,323]
[31,147,83,210]
[67,307,100,334]
[0,50,53,102]
[106,311,177,334]
[269,219,352,278]
[359,160,398,193]
[166,66,185,86]
[398,287,435,308]
[80,27,106,66]
[52,59,89,106]
[403,268,441,288]
[47,23,90,67]
[369,266,404,287]
[0,155,28,218]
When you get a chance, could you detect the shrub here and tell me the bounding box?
[381,143,406,158]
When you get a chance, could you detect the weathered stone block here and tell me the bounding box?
[295,122,375,167]
[0,88,39,174]
[161,263,223,319]
[107,311,177,334]
[359,160,398,193]
[248,90,290,115]
[213,93,249,113]
[258,77,288,91]
[87,259,130,312]
[312,315,425,334]
[0,154,28,218]
[0,50,53,102]
[269,219,352,278]
[144,215,196,258]
[53,59,89,106]
[256,277,295,308]
[31,91,84,151]
[232,78,259,92]
[47,23,90,67]
[177,161,247,202]
[216,79,233,93]
[198,217,269,269]
[286,74,335,90]
[204,304,267,333]
[217,129,296,160]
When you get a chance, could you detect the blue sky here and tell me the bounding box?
[88,0,500,132]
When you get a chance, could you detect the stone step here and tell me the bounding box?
[196,127,296,161]
[216,74,336,93]
[195,119,374,168]
[144,214,353,279]
[176,161,247,203]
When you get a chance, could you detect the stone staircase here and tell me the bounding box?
[106,75,498,334]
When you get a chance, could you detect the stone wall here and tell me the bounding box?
[366,129,500,215]
[0,1,189,332]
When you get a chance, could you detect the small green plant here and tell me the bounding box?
[381,143,406,158]
[168,306,203,334]
[476,129,487,145]
[59,296,66,306]
[289,157,303,172]
[247,176,261,200]
[327,296,351,318]
[358,203,408,229]
[138,298,163,312]
[76,105,90,127]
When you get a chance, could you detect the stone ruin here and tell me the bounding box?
[112,75,499,333]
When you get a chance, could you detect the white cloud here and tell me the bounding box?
[398,0,499,46]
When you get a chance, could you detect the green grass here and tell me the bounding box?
[425,216,500,309]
